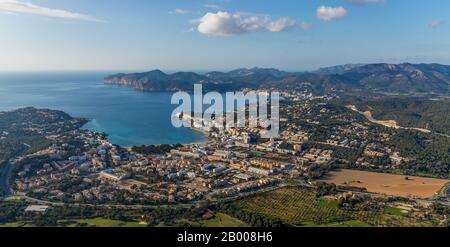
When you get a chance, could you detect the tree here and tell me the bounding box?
[316,182,337,197]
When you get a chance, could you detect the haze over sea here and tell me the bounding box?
[0,72,207,146]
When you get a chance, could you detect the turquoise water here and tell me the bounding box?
[0,72,207,146]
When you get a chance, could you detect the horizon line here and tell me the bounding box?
[0,62,448,74]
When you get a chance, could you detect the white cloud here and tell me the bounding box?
[348,0,385,5]
[430,19,445,28]
[195,11,310,36]
[316,6,347,21]
[170,8,191,15]
[266,17,310,32]
[0,0,101,22]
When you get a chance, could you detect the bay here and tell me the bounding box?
[0,72,207,146]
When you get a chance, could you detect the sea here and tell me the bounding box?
[0,72,207,146]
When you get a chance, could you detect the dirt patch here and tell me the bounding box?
[320,169,449,199]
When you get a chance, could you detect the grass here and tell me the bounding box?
[0,222,28,227]
[383,206,410,217]
[318,198,340,209]
[153,213,248,227]
[1,218,147,227]
[250,151,265,157]
[58,218,147,227]
[199,213,248,227]
[299,220,371,227]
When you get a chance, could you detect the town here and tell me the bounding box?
[1,91,449,227]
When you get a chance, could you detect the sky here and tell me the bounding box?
[0,0,449,71]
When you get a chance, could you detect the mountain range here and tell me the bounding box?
[104,63,450,95]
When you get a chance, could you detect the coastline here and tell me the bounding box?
[119,126,211,150]
[187,126,212,145]
[80,114,211,149]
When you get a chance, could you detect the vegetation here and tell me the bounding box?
[0,107,86,163]
[198,213,248,227]
[383,206,409,217]
[316,182,338,197]
[225,186,379,226]
[355,97,450,135]
[224,186,443,227]
[132,144,182,155]
[58,218,147,227]
[389,130,449,178]
[0,201,24,224]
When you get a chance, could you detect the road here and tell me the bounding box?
[347,105,450,138]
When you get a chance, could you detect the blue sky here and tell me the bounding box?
[0,0,449,71]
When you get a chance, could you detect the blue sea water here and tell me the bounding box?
[0,72,207,146]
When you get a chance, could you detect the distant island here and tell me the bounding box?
[105,63,450,95]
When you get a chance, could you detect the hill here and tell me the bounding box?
[105,63,450,95]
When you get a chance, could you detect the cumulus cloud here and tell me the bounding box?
[430,19,445,28]
[316,6,347,21]
[195,11,310,36]
[0,0,101,22]
[347,0,385,5]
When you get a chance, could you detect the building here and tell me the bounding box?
[203,163,227,174]
[25,205,49,213]
[250,158,276,169]
[248,167,271,176]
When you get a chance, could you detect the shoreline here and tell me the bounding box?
[187,126,212,145]
[81,116,211,149]
[120,128,211,150]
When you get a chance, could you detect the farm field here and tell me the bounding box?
[229,186,437,227]
[319,169,449,198]
[231,186,380,226]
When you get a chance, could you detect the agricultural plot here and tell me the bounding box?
[232,186,380,226]
[231,186,438,227]
[320,169,449,198]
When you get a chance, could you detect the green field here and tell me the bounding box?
[199,213,248,227]
[153,213,248,227]
[300,220,371,227]
[0,222,29,227]
[0,218,147,227]
[59,218,147,227]
[228,186,440,227]
[383,206,410,217]
[231,186,380,227]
